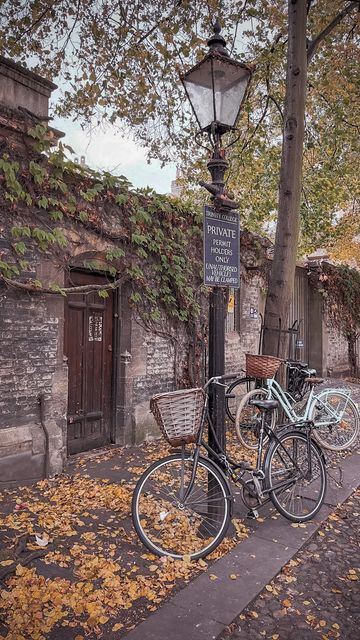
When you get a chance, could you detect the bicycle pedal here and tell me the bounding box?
[247,509,259,519]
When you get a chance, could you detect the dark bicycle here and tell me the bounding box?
[132,375,327,560]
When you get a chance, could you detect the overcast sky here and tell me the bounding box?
[51,108,176,195]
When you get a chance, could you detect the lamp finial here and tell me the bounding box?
[207,18,229,57]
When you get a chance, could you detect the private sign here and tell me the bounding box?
[203,205,240,288]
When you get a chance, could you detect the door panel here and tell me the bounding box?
[64,271,113,455]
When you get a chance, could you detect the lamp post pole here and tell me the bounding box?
[207,143,229,456]
[180,19,253,458]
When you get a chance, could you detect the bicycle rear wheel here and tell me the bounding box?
[132,453,231,560]
[311,390,359,451]
[265,431,327,522]
[225,376,256,423]
[235,388,277,450]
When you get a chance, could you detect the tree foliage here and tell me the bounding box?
[1,1,358,256]
[0,0,359,326]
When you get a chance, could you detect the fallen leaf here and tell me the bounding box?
[229,574,237,580]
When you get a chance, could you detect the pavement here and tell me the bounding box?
[0,378,359,639]
[123,452,360,640]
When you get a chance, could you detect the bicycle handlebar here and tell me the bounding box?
[204,373,244,390]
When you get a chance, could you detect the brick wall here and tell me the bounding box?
[129,322,189,443]
[225,272,265,374]
[0,286,67,486]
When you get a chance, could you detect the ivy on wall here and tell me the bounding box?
[309,262,360,375]
[0,123,204,327]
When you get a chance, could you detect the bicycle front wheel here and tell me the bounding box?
[310,390,359,451]
[235,388,277,450]
[225,376,256,423]
[132,453,232,560]
[265,431,327,522]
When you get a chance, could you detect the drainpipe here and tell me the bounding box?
[38,392,50,479]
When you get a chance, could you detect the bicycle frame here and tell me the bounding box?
[182,382,313,508]
[263,378,352,426]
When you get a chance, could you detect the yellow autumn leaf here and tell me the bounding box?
[251,611,259,618]
[0,559,14,566]
[112,623,124,631]
[209,574,218,580]
[265,584,273,592]
[229,574,237,580]
[283,599,292,607]
[319,620,327,627]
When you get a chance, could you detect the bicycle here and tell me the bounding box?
[235,354,359,451]
[225,359,316,424]
[132,375,327,560]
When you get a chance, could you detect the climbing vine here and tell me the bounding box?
[0,123,204,329]
[309,262,360,375]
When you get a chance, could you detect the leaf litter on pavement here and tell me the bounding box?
[0,432,250,639]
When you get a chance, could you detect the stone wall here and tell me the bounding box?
[324,323,350,376]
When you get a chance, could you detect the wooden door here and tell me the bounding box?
[64,271,113,455]
[289,267,309,362]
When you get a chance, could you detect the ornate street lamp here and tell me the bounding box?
[181,20,253,454]
[181,20,252,140]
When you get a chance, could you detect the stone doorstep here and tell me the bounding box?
[122,450,360,640]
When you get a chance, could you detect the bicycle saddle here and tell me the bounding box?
[304,377,324,385]
[249,399,279,412]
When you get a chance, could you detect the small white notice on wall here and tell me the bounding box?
[88,314,103,342]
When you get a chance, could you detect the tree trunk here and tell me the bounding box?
[262,0,307,358]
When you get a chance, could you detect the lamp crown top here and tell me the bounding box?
[207,18,229,57]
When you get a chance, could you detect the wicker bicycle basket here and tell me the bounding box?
[245,353,282,378]
[150,388,205,447]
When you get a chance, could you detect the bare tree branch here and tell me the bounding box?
[307,1,359,64]
[1,276,123,296]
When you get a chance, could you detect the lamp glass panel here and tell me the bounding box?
[212,57,250,127]
[182,58,215,130]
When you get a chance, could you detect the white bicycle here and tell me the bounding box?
[235,355,359,452]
